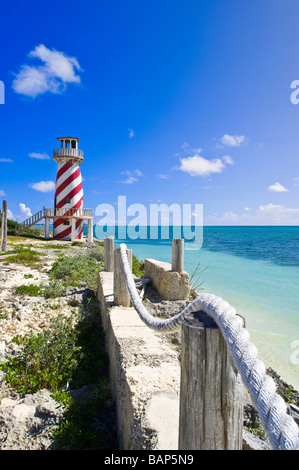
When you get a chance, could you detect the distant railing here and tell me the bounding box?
[53,148,84,159]
[44,208,92,218]
[15,207,93,234]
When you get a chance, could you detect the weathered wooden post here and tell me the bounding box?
[71,217,76,242]
[1,200,8,252]
[104,236,114,272]
[172,238,184,273]
[114,247,132,307]
[45,212,50,240]
[178,310,243,450]
[88,218,93,243]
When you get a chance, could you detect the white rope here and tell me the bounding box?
[119,243,299,451]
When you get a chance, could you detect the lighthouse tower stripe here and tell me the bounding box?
[56,167,81,197]
[54,159,84,240]
[56,175,83,206]
[56,161,79,188]
[53,218,83,239]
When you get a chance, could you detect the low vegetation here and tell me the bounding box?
[1,315,82,394]
[43,280,66,299]
[1,238,116,449]
[1,245,46,268]
[49,252,102,292]
[132,254,145,277]
[15,284,42,297]
[6,219,44,239]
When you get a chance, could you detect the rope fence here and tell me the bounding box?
[118,242,299,451]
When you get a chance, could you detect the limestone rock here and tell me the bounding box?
[144,259,190,301]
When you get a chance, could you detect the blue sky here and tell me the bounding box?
[1,0,299,225]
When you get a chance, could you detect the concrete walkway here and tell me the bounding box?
[97,271,180,450]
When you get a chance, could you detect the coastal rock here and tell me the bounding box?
[144,259,190,301]
[0,388,65,450]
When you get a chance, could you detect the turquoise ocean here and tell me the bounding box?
[91,225,299,390]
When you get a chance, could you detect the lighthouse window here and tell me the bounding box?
[64,198,71,204]
[63,221,70,226]
[71,140,76,149]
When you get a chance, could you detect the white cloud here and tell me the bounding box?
[0,190,6,196]
[157,174,170,179]
[220,134,246,147]
[118,169,143,184]
[268,182,288,192]
[222,155,234,165]
[175,142,202,157]
[19,203,32,219]
[128,128,135,138]
[178,154,230,177]
[119,176,138,184]
[29,181,55,192]
[7,209,14,220]
[29,152,50,160]
[5,205,32,222]
[12,44,82,98]
[204,203,299,226]
[0,158,13,162]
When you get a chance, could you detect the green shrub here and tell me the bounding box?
[49,254,101,291]
[53,297,111,450]
[86,245,105,262]
[15,284,42,296]
[0,293,114,449]
[53,377,110,450]
[3,246,45,267]
[43,280,66,299]
[0,315,83,394]
[132,255,145,277]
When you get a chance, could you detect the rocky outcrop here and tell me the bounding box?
[144,259,190,301]
[0,384,64,450]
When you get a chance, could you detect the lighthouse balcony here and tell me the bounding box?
[53,148,84,159]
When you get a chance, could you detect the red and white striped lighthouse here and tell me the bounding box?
[53,137,84,240]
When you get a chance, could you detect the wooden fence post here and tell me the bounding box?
[88,218,93,243]
[45,217,50,239]
[114,247,132,307]
[178,310,243,450]
[1,200,8,252]
[104,236,114,272]
[71,218,76,242]
[172,238,184,273]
